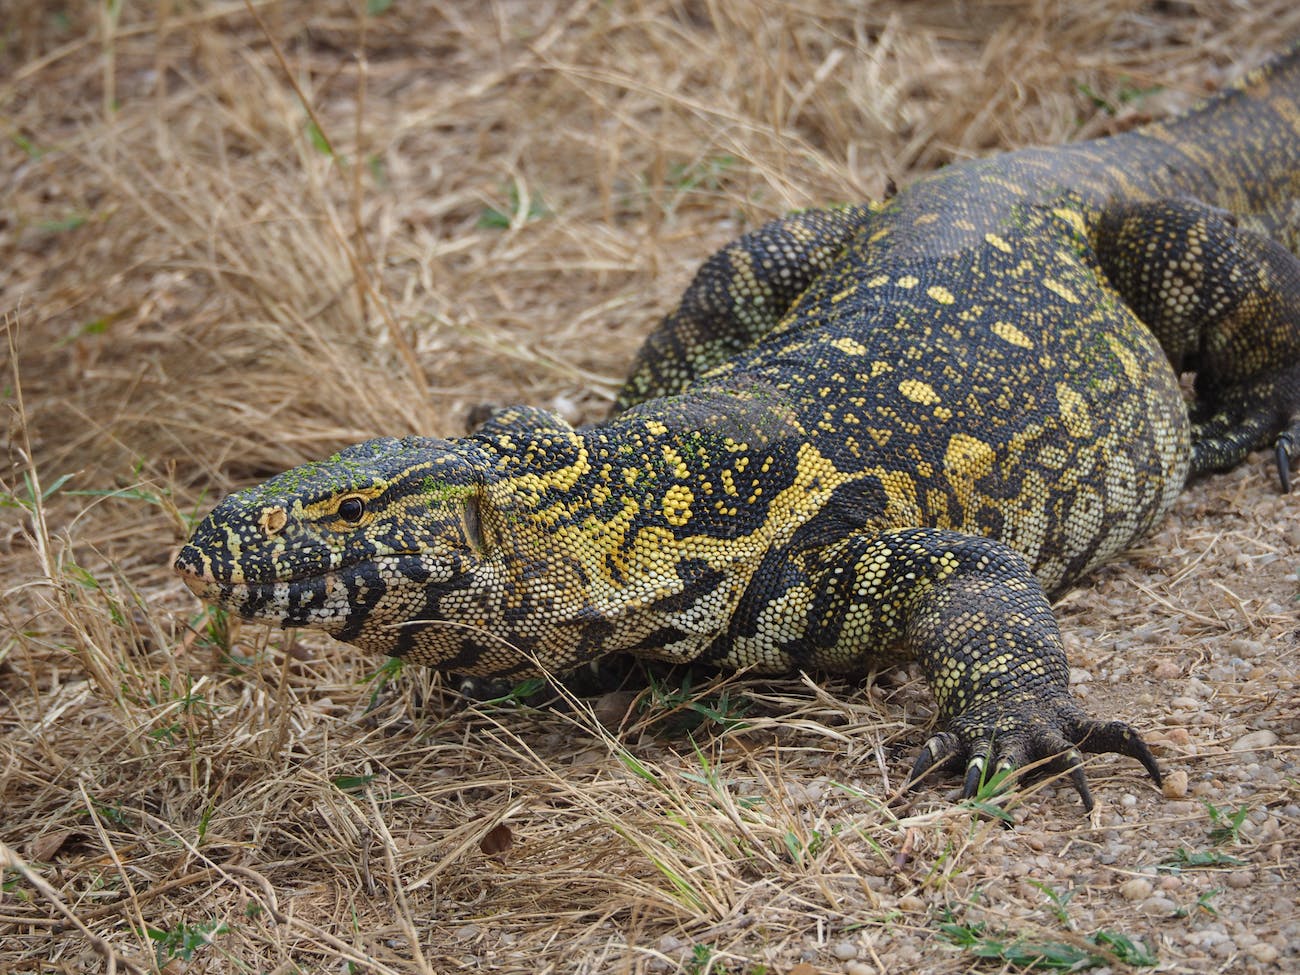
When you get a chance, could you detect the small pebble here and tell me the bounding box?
[1141,896,1176,914]
[893,946,921,966]
[1225,870,1255,889]
[1211,940,1238,960]
[898,895,925,912]
[845,963,877,975]
[1232,730,1278,753]
[1248,943,1280,964]
[593,690,638,729]
[1162,769,1189,798]
[1151,660,1182,680]
[1120,877,1154,901]
[832,942,858,961]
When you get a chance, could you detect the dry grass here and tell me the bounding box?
[2,2,1298,972]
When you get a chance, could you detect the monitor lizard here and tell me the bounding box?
[176,48,1300,811]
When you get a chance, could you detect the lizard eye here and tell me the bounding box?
[337,497,366,523]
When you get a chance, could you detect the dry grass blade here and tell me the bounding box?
[2,2,1298,973]
[0,842,149,974]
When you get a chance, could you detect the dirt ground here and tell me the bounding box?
[2,2,1298,973]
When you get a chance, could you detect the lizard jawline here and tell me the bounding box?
[176,563,372,633]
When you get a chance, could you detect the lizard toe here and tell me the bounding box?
[1070,717,1163,787]
[960,746,996,800]
[906,731,968,788]
[999,732,1094,810]
[1274,427,1296,493]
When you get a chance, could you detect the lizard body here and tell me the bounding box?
[177,50,1300,808]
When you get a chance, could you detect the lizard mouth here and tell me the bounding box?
[174,543,428,586]
[174,545,440,630]
[176,563,217,599]
[175,556,352,628]
[174,546,225,595]
[175,558,286,615]
[174,543,329,621]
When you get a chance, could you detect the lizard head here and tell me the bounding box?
[175,435,495,655]
[176,404,755,677]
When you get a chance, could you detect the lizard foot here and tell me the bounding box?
[905,692,1162,812]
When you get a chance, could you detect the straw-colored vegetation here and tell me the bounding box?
[2,2,1298,972]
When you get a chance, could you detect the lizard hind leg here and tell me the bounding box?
[1092,197,1300,490]
[611,204,874,414]
[1189,357,1300,490]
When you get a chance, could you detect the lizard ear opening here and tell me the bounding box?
[463,491,488,554]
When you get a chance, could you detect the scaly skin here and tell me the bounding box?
[177,50,1300,811]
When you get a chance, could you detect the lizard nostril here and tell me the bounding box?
[259,506,288,536]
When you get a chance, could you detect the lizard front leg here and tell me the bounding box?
[792,527,1162,810]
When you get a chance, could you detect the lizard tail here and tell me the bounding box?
[1145,45,1300,246]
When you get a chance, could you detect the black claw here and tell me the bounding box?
[1134,741,1163,787]
[1276,435,1293,493]
[908,744,937,786]
[906,705,1162,812]
[961,757,987,799]
[1063,751,1094,813]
